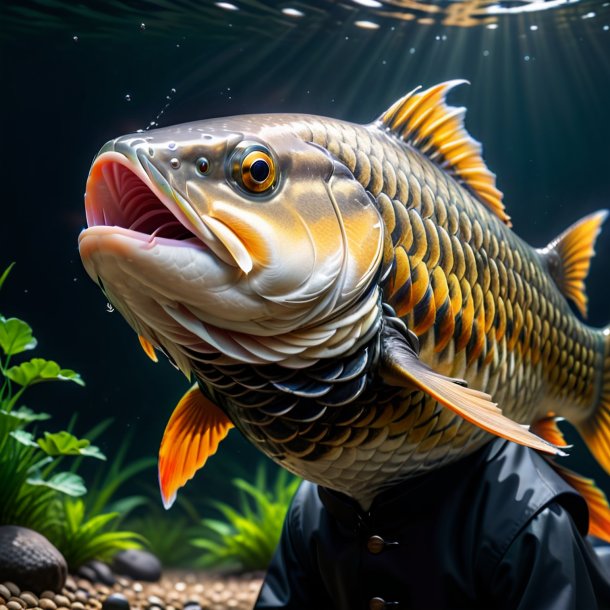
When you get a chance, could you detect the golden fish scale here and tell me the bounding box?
[270,116,605,495]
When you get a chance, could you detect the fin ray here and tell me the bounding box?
[138,335,158,363]
[380,328,562,455]
[378,80,510,226]
[158,384,233,509]
[538,210,608,318]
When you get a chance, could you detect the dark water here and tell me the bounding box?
[1,0,610,517]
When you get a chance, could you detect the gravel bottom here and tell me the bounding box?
[0,571,264,610]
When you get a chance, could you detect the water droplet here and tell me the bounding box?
[72,35,78,42]
[125,94,131,102]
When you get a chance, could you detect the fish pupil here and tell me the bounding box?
[250,159,270,182]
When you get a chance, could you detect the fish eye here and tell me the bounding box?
[231,144,276,194]
[195,157,210,175]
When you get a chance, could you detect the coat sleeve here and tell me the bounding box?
[254,485,333,609]
[486,502,610,610]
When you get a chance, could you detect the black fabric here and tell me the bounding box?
[255,439,610,610]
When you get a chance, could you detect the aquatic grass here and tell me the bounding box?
[191,465,301,571]
[0,263,143,568]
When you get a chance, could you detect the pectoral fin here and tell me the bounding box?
[138,335,158,363]
[158,384,233,509]
[380,327,563,456]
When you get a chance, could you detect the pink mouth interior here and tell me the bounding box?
[87,161,197,241]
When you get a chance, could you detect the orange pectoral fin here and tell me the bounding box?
[380,327,565,457]
[158,384,233,509]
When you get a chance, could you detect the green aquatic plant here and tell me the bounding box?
[191,465,301,571]
[0,263,142,567]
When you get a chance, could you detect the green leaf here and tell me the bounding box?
[9,406,51,423]
[38,431,106,460]
[10,429,39,447]
[5,358,84,387]
[27,471,87,497]
[0,263,15,291]
[0,317,37,356]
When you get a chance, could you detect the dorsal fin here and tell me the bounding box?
[537,210,608,318]
[378,80,510,226]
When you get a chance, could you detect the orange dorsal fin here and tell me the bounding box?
[377,80,510,226]
[550,462,610,543]
[380,328,563,456]
[158,383,233,509]
[538,210,608,318]
[138,335,158,363]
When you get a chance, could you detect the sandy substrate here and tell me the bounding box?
[1,571,264,610]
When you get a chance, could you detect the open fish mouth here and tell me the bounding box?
[85,151,205,247]
[84,154,200,244]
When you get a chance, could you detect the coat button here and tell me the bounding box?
[369,598,386,610]
[367,535,385,554]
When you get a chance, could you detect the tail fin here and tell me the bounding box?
[578,327,610,474]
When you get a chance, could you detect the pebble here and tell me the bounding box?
[4,588,18,599]
[101,593,130,610]
[4,570,261,610]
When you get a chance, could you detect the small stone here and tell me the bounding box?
[101,594,130,610]
[0,604,7,610]
[71,603,85,610]
[4,588,19,599]
[7,603,23,610]
[52,598,68,609]
[0,587,10,602]
[8,599,25,610]
[112,551,161,583]
[20,593,38,608]
[64,579,76,593]
[85,563,115,588]
[145,597,163,607]
[55,607,70,610]
[39,599,56,610]
[38,594,54,602]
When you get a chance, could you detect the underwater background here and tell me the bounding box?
[1,0,610,570]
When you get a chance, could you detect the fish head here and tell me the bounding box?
[79,116,384,373]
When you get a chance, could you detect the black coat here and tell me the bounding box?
[255,439,610,609]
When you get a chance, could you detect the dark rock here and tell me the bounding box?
[76,560,115,586]
[0,526,67,593]
[112,550,162,582]
[75,565,96,583]
[102,593,130,610]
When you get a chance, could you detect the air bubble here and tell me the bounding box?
[140,22,146,30]
[72,35,78,42]
[530,25,538,31]
[483,50,490,57]
[125,94,131,102]
[409,47,416,54]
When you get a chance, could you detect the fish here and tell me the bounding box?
[79,80,610,538]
